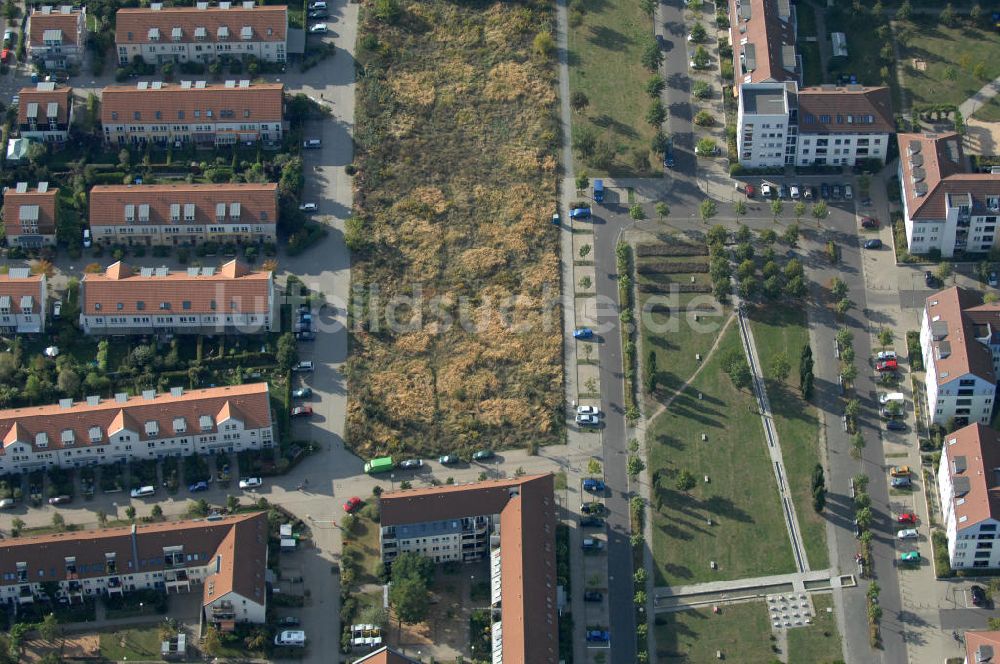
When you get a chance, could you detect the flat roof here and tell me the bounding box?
[742,87,785,114]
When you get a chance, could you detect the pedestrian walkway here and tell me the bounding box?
[652,568,847,611]
[958,75,1000,119]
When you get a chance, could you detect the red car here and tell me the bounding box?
[291,406,313,417]
[745,184,756,198]
[876,359,898,372]
[343,496,362,513]
[897,513,918,524]
[860,216,879,229]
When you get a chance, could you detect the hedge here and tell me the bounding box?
[635,243,707,257]
[636,260,709,274]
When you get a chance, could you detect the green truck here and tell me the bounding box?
[364,456,394,475]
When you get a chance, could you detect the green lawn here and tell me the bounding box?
[800,42,824,87]
[654,603,777,663]
[99,628,163,661]
[898,16,1000,111]
[971,95,1000,122]
[748,304,829,570]
[787,594,844,664]
[648,324,795,586]
[823,4,894,90]
[342,511,383,585]
[568,0,658,176]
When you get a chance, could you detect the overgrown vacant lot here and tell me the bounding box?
[348,0,562,456]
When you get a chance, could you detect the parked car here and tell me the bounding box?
[900,551,920,563]
[761,183,774,198]
[991,272,999,288]
[343,496,362,513]
[582,478,606,493]
[299,203,318,213]
[130,486,155,498]
[875,359,897,371]
[805,186,816,200]
[582,538,605,551]
[745,184,756,198]
[308,0,327,8]
[820,182,831,199]
[399,459,423,470]
[188,481,208,492]
[239,477,263,490]
[897,528,918,539]
[48,495,71,505]
[663,140,675,168]
[0,498,14,509]
[925,271,939,288]
[854,519,862,538]
[878,392,903,405]
[886,419,907,431]
[656,34,666,50]
[860,216,879,229]
[292,387,312,399]
[278,616,301,627]
[844,184,854,199]
[308,9,327,18]
[891,476,912,488]
[576,413,599,426]
[577,405,601,416]
[779,183,790,199]
[303,138,322,149]
[581,502,606,515]
[308,23,328,33]
[291,406,313,417]
[890,465,911,477]
[832,184,843,198]
[293,361,314,372]
[790,184,801,199]
[864,239,883,249]
[53,301,62,318]
[586,630,611,643]
[580,516,605,528]
[569,206,592,219]
[552,211,561,226]
[876,351,897,362]
[472,449,495,461]
[573,327,594,340]
[897,513,917,524]
[274,630,306,647]
[971,585,988,607]
[296,330,316,341]
[584,590,603,602]
[880,406,903,419]
[438,454,459,465]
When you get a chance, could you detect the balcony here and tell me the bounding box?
[164,570,191,593]
[18,586,34,604]
[210,601,236,621]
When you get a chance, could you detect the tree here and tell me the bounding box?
[936,261,953,282]
[588,459,602,475]
[276,332,298,371]
[836,297,853,315]
[391,552,435,586]
[692,80,712,99]
[722,349,752,390]
[52,512,65,531]
[646,100,666,127]
[674,469,697,493]
[690,21,707,42]
[694,110,714,126]
[627,455,646,477]
[737,259,756,281]
[575,173,589,192]
[96,510,108,527]
[390,574,430,625]
[812,201,828,219]
[730,199,746,217]
[856,506,873,529]
[896,0,912,21]
[151,504,163,520]
[842,363,858,384]
[655,202,670,221]
[940,2,956,27]
[878,328,893,348]
[699,199,717,222]
[11,517,24,537]
[533,30,555,57]
[771,199,784,219]
[850,433,866,459]
[693,45,710,68]
[812,485,826,512]
[645,75,665,97]
[845,398,861,421]
[629,204,646,221]
[38,612,60,642]
[971,3,985,27]
[707,224,728,246]
[57,367,80,397]
[203,626,223,655]
[769,352,791,383]
[782,223,800,247]
[642,41,663,70]
[837,328,854,349]
[696,137,718,156]
[227,494,239,513]
[124,506,136,522]
[634,589,647,606]
[570,91,589,111]
[832,277,849,300]
[644,349,658,393]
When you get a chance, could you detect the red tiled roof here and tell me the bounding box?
[729,0,798,87]
[0,512,268,610]
[28,7,84,47]
[965,630,1000,663]
[17,84,72,126]
[2,185,58,239]
[115,5,287,45]
[89,182,278,230]
[925,286,998,386]
[352,648,420,664]
[0,383,271,453]
[0,271,44,315]
[796,86,894,134]
[80,260,271,316]
[942,424,1000,529]
[100,82,283,126]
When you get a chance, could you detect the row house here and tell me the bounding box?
[88,182,278,246]
[0,383,274,474]
[353,648,420,664]
[899,132,1000,258]
[965,631,1000,664]
[17,82,73,143]
[79,260,275,336]
[921,287,1000,428]
[115,2,287,66]
[937,423,1000,570]
[1,182,58,248]
[0,512,268,629]
[26,5,87,69]
[0,269,46,335]
[380,475,559,664]
[100,80,284,147]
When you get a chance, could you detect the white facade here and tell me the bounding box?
[117,34,286,66]
[737,83,791,168]
[204,589,266,625]
[91,219,277,246]
[938,440,1000,569]
[0,273,46,335]
[27,6,87,69]
[796,131,888,167]
[902,179,1000,258]
[381,515,490,565]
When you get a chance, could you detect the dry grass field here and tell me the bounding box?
[349,0,562,456]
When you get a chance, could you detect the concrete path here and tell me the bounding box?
[958,75,1000,120]
[653,568,844,610]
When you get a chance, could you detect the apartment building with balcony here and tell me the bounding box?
[898,132,1000,258]
[0,268,46,335]
[0,512,268,627]
[79,260,275,336]
[116,2,286,66]
[921,287,1000,428]
[937,423,1000,570]
[88,183,278,246]
[0,383,274,474]
[26,5,87,69]
[100,80,284,147]
[17,82,73,143]
[2,182,58,248]
[380,475,558,664]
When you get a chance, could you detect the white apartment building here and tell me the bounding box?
[88,183,278,246]
[0,269,46,335]
[26,5,87,69]
[898,132,1000,258]
[380,476,559,664]
[937,423,1000,570]
[0,512,268,629]
[736,82,792,168]
[79,260,275,336]
[100,80,284,147]
[0,383,274,474]
[921,287,1000,428]
[115,3,287,66]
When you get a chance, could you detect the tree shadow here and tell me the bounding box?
[587,25,632,49]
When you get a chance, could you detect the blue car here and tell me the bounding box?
[569,206,592,219]
[188,481,209,492]
[891,476,911,488]
[886,420,906,431]
[583,478,606,493]
[864,239,883,249]
[663,139,675,168]
[586,630,610,643]
[573,327,594,340]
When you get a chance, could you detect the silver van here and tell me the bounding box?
[130,485,155,498]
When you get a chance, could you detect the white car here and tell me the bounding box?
[876,350,897,362]
[53,301,62,318]
[274,630,306,647]
[576,413,599,426]
[761,183,774,198]
[239,477,263,490]
[299,203,318,213]
[576,405,601,416]
[897,528,918,540]
[879,392,904,405]
[309,23,328,33]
